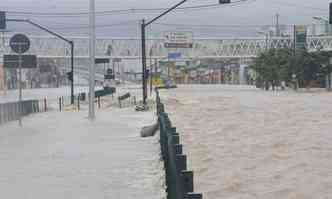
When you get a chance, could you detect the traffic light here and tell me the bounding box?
[66,71,73,82]
[219,0,231,4]
[145,69,150,79]
[0,11,6,30]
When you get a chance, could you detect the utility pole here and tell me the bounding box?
[149,49,153,95]
[18,45,22,126]
[89,0,96,120]
[154,58,158,88]
[141,19,147,106]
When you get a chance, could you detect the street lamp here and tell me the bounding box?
[89,0,96,120]
[141,0,188,109]
[140,0,232,108]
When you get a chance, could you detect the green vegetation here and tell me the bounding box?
[250,48,332,90]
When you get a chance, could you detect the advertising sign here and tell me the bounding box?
[168,52,182,60]
[295,25,307,49]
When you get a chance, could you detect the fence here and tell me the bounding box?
[156,90,203,199]
[0,100,41,125]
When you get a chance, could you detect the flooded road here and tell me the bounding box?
[162,85,332,199]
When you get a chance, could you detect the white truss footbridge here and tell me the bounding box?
[1,35,332,60]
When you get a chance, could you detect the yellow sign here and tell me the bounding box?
[151,77,163,86]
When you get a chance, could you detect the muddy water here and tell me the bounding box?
[162,85,332,199]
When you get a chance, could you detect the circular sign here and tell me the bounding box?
[9,34,30,54]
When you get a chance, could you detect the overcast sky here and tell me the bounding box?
[1,0,329,37]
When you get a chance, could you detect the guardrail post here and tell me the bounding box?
[176,155,187,172]
[44,98,47,112]
[61,96,64,108]
[182,171,194,193]
[0,104,3,124]
[59,97,62,112]
[175,144,183,155]
[78,94,80,111]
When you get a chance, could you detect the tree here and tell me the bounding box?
[250,48,332,90]
[250,48,293,90]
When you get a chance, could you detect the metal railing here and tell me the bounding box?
[0,100,40,125]
[156,90,203,199]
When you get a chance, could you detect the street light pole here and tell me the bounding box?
[141,0,188,108]
[140,0,231,107]
[141,19,148,106]
[89,0,96,120]
[70,41,74,105]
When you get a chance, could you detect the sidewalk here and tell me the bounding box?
[0,107,165,199]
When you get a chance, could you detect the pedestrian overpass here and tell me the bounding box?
[1,35,332,59]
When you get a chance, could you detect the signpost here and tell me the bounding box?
[9,33,31,126]
[164,31,193,48]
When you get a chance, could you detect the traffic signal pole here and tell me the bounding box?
[70,41,74,105]
[141,0,187,107]
[141,19,148,106]
[88,0,96,120]
[6,18,75,104]
[140,0,231,107]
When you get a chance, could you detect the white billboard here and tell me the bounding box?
[164,31,193,48]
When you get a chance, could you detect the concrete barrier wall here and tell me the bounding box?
[0,100,40,125]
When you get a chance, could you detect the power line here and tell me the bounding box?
[269,0,326,11]
[154,22,294,28]
[9,20,140,31]
[5,0,252,17]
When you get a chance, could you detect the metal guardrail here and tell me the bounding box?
[58,87,119,111]
[0,100,40,125]
[156,90,203,199]
[95,87,116,98]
